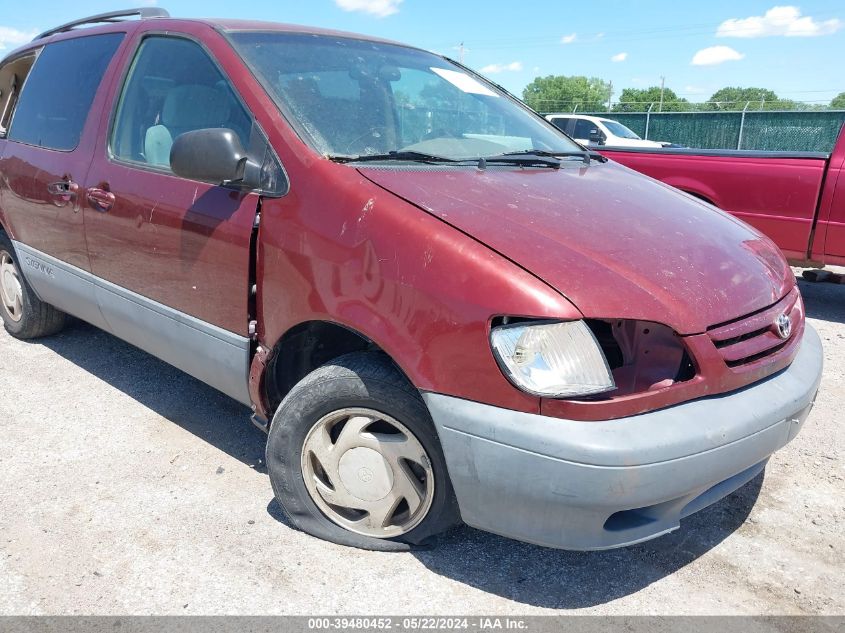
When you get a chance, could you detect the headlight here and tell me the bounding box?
[490,320,615,398]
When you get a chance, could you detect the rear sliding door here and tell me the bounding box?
[0,33,124,327]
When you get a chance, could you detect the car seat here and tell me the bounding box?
[144,84,231,167]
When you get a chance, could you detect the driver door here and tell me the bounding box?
[82,34,260,404]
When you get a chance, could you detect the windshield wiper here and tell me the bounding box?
[487,149,608,166]
[477,155,563,169]
[328,151,463,164]
[328,149,595,169]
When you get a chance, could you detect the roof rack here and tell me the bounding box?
[33,7,170,42]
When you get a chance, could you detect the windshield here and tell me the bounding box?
[229,32,582,160]
[601,120,641,140]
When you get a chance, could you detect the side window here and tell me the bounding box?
[550,117,571,133]
[573,118,597,139]
[111,37,252,170]
[0,53,37,138]
[8,34,124,151]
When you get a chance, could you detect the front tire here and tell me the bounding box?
[265,351,460,550]
[0,232,65,339]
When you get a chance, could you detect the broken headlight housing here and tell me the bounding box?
[490,320,616,398]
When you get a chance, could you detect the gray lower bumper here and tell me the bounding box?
[423,324,823,550]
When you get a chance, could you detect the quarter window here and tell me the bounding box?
[111,37,252,170]
[8,34,124,150]
[0,53,37,138]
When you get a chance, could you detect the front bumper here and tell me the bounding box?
[423,324,823,550]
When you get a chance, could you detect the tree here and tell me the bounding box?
[706,87,779,110]
[612,86,690,112]
[832,92,845,109]
[522,75,612,113]
[766,99,802,111]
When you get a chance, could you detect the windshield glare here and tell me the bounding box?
[602,120,641,140]
[229,32,582,160]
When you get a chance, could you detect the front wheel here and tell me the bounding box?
[265,351,460,550]
[0,232,65,339]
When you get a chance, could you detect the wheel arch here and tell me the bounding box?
[262,319,416,417]
[683,190,718,207]
[656,174,722,209]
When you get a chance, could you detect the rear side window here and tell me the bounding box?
[110,36,252,170]
[8,33,124,151]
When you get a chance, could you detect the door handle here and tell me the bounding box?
[86,187,116,213]
[47,180,79,206]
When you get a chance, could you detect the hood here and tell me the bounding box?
[358,161,793,335]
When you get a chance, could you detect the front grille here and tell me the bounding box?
[707,288,800,368]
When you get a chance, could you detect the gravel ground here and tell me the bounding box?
[0,268,842,616]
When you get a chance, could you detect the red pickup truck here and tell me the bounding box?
[0,10,823,552]
[600,127,845,268]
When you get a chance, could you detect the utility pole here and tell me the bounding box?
[458,42,465,64]
[607,80,613,111]
[659,75,665,113]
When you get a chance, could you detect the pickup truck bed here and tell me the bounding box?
[600,126,845,267]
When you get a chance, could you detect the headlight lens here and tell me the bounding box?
[490,320,616,398]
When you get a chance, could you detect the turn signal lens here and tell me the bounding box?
[490,320,616,398]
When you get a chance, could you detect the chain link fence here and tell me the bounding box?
[572,108,845,152]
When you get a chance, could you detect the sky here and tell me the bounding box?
[0,1,843,105]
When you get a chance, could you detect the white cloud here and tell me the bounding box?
[717,5,842,38]
[334,0,402,18]
[561,33,577,44]
[480,61,523,74]
[0,26,36,51]
[611,52,628,62]
[684,85,707,95]
[691,45,745,66]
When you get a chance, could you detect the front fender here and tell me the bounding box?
[256,164,580,414]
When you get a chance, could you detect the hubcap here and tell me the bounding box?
[301,407,435,538]
[0,252,23,323]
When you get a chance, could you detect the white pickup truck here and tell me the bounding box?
[546,113,666,148]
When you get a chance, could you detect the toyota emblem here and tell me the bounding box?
[775,313,792,340]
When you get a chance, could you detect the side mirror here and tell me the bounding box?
[170,128,258,187]
[588,129,604,145]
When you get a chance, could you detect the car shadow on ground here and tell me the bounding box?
[797,276,844,325]
[36,318,267,473]
[412,472,762,609]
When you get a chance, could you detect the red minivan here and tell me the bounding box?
[0,10,823,551]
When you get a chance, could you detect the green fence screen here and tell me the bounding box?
[580,110,845,152]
